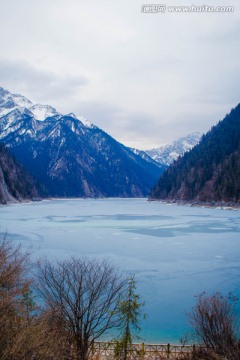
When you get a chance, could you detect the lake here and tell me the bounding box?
[0,198,240,343]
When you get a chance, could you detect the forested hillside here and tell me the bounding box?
[0,143,39,204]
[150,104,240,204]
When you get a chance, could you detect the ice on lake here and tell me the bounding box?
[0,198,240,343]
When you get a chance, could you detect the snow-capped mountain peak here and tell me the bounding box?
[11,93,33,108]
[0,87,33,108]
[145,132,202,166]
[0,87,98,131]
[0,86,162,198]
[0,87,33,118]
[0,87,60,121]
[29,104,59,121]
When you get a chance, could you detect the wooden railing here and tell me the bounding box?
[92,341,200,359]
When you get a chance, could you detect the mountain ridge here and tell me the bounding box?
[0,87,164,198]
[145,132,202,166]
[149,104,240,204]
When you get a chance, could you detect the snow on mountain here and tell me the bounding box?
[145,132,202,166]
[0,87,59,121]
[0,87,32,116]
[76,115,96,129]
[131,148,164,168]
[0,86,163,198]
[29,104,59,120]
[64,114,95,129]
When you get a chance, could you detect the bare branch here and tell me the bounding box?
[36,257,127,360]
[188,292,239,357]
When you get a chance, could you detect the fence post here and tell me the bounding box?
[92,341,95,356]
[193,344,196,356]
[141,342,145,360]
[167,343,170,359]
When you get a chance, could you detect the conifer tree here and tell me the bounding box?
[114,275,146,360]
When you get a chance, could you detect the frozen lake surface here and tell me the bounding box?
[0,198,240,343]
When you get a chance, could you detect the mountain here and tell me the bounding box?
[145,132,202,166]
[150,104,240,204]
[0,87,163,198]
[0,87,58,120]
[130,148,165,168]
[0,143,39,204]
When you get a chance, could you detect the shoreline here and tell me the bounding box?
[1,196,148,207]
[2,196,240,210]
[148,198,240,210]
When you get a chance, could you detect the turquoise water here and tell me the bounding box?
[0,198,240,343]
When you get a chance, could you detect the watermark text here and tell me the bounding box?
[141,4,235,13]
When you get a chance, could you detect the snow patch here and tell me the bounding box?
[29,104,59,121]
[145,132,202,166]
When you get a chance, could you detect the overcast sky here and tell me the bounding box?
[0,0,240,149]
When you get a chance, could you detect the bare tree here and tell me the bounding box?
[0,235,32,359]
[0,234,29,303]
[36,257,127,360]
[188,292,239,358]
[0,235,75,360]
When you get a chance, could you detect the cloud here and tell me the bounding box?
[0,0,240,148]
[72,101,123,123]
[0,57,89,102]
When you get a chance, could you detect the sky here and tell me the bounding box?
[0,0,240,149]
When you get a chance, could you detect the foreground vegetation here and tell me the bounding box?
[179,292,240,360]
[0,236,240,360]
[0,236,146,360]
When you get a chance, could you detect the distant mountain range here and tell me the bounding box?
[131,132,201,171]
[143,132,202,166]
[0,87,164,198]
[0,143,39,204]
[150,104,240,204]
